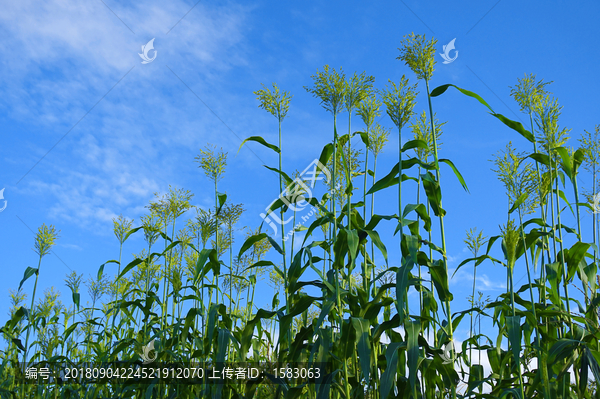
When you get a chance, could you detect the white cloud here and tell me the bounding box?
[3,0,256,229]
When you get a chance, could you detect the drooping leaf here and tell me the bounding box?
[492,113,534,143]
[267,235,284,255]
[72,292,80,310]
[238,136,280,154]
[216,192,227,215]
[402,139,429,153]
[18,267,38,291]
[439,158,469,192]
[430,84,534,142]
[317,143,335,180]
[238,233,268,259]
[509,192,529,215]
[431,84,493,112]
[421,172,446,217]
[117,258,143,280]
[12,338,25,352]
[365,230,388,266]
[430,261,453,303]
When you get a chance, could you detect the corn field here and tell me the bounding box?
[2,33,600,399]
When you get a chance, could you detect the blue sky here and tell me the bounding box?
[1,0,599,351]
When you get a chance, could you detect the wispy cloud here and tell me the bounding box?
[2,0,257,229]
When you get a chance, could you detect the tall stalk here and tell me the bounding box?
[109,215,133,355]
[464,228,486,364]
[343,72,375,292]
[254,83,292,310]
[398,33,459,397]
[195,145,227,304]
[411,110,445,327]
[424,78,456,382]
[579,125,600,306]
[305,65,350,399]
[254,83,292,356]
[21,224,59,391]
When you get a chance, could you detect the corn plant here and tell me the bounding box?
[5,33,600,399]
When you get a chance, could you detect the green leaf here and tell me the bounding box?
[352,317,371,383]
[345,228,359,266]
[7,306,28,328]
[240,309,277,361]
[316,300,334,331]
[72,292,80,310]
[193,248,212,283]
[214,328,231,398]
[403,203,432,232]
[421,172,446,217]
[506,316,521,368]
[407,320,420,394]
[555,146,573,179]
[402,139,428,153]
[365,230,388,266]
[267,235,284,255]
[439,159,469,192]
[317,143,334,180]
[396,235,418,323]
[380,342,402,399]
[18,267,38,291]
[466,365,485,395]
[357,131,370,148]
[181,307,200,345]
[491,113,534,143]
[509,192,529,214]
[238,233,268,259]
[430,262,453,303]
[528,152,551,166]
[216,192,227,215]
[242,260,276,275]
[430,84,534,142]
[117,258,143,280]
[583,347,600,393]
[572,148,585,177]
[64,322,81,341]
[453,254,501,278]
[123,226,143,243]
[548,339,580,365]
[12,338,25,352]
[97,260,118,280]
[367,161,430,195]
[238,136,280,154]
[566,242,591,283]
[431,84,494,112]
[341,318,357,359]
[264,165,293,187]
[302,215,332,247]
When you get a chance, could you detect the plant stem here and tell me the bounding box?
[363,128,370,295]
[22,255,43,387]
[278,119,289,320]
[426,79,455,399]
